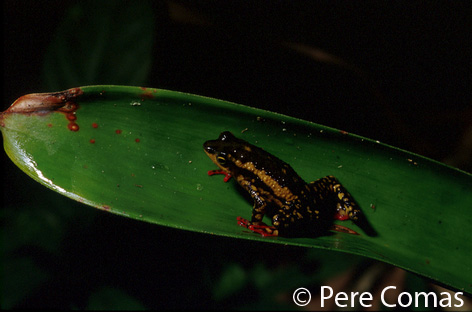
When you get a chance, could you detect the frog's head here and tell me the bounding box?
[203,131,252,173]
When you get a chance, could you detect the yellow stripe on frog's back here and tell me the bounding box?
[230,156,299,202]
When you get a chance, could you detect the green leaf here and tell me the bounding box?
[212,264,248,301]
[1,85,471,294]
[1,257,50,309]
[42,0,154,90]
[86,286,146,310]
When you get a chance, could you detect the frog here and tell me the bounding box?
[203,131,362,237]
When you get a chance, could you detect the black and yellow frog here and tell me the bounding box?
[203,131,363,237]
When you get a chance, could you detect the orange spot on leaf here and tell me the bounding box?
[140,87,156,99]
[68,123,79,132]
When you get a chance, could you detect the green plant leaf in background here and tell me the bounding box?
[42,0,154,90]
[1,85,471,295]
[86,286,146,310]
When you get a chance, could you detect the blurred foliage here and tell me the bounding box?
[86,287,146,310]
[2,0,471,310]
[42,0,154,90]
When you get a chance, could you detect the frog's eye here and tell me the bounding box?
[217,154,227,165]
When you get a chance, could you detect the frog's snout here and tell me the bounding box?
[203,141,216,156]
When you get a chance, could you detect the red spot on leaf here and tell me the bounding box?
[47,123,53,128]
[59,102,77,113]
[90,139,96,144]
[68,123,79,132]
[135,138,140,143]
[115,129,122,134]
[66,113,77,121]
[140,87,156,99]
[102,205,111,211]
[92,122,99,128]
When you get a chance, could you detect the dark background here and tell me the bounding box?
[3,1,471,309]
[4,1,472,167]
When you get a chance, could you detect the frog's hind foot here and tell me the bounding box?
[330,224,360,235]
[333,211,350,221]
[236,217,279,237]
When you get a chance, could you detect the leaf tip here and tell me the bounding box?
[2,88,84,131]
[4,87,83,115]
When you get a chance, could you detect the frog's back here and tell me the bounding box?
[237,142,308,188]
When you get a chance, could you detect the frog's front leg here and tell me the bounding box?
[311,175,361,221]
[237,197,280,237]
[236,181,280,236]
[237,216,279,237]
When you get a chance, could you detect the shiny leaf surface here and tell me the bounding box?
[1,85,471,293]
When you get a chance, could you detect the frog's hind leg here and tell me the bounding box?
[310,175,361,221]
